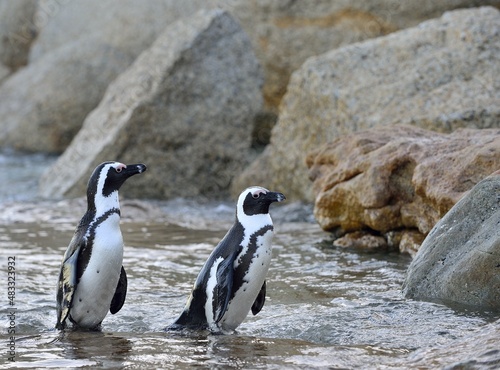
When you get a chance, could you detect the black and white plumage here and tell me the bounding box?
[168,186,286,333]
[56,161,146,330]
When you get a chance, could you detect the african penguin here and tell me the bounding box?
[55,161,146,330]
[167,186,285,333]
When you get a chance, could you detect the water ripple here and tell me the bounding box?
[0,220,498,368]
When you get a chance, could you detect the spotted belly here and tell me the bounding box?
[218,228,274,331]
[70,216,124,329]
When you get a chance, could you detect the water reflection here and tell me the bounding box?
[57,331,132,367]
[204,335,306,368]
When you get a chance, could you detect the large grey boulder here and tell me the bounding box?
[233,7,500,201]
[402,172,500,310]
[29,0,205,63]
[0,38,134,153]
[39,9,263,199]
[0,0,206,153]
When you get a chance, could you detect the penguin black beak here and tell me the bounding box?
[267,191,286,203]
[123,163,147,177]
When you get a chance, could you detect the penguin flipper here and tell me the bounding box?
[110,266,127,314]
[214,255,236,323]
[56,241,82,329]
[251,281,266,315]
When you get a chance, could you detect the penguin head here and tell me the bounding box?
[87,161,147,212]
[237,186,286,217]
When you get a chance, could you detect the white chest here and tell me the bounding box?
[219,228,274,332]
[70,214,124,328]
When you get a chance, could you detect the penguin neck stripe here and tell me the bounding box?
[231,224,273,294]
[79,208,121,281]
[234,218,274,268]
[91,208,121,229]
[237,213,272,237]
[85,207,121,239]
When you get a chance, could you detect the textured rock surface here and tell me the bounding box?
[0,38,133,152]
[29,0,202,62]
[31,0,495,113]
[0,0,203,153]
[0,0,38,70]
[233,7,500,201]
[3,1,497,154]
[306,125,500,250]
[227,0,500,111]
[39,9,262,200]
[402,171,500,310]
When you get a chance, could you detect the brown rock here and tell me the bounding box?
[306,125,500,250]
[333,231,389,251]
[385,229,425,256]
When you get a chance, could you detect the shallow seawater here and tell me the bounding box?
[0,220,499,369]
[1,152,500,369]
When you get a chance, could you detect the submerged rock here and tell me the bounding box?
[306,125,500,252]
[402,171,500,310]
[333,231,389,251]
[233,7,500,202]
[39,9,262,200]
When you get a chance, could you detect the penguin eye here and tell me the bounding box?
[252,193,260,199]
[115,167,122,173]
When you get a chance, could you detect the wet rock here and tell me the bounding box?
[39,9,262,200]
[333,231,389,251]
[233,7,500,202]
[387,230,425,257]
[0,0,37,70]
[306,125,500,251]
[402,171,500,310]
